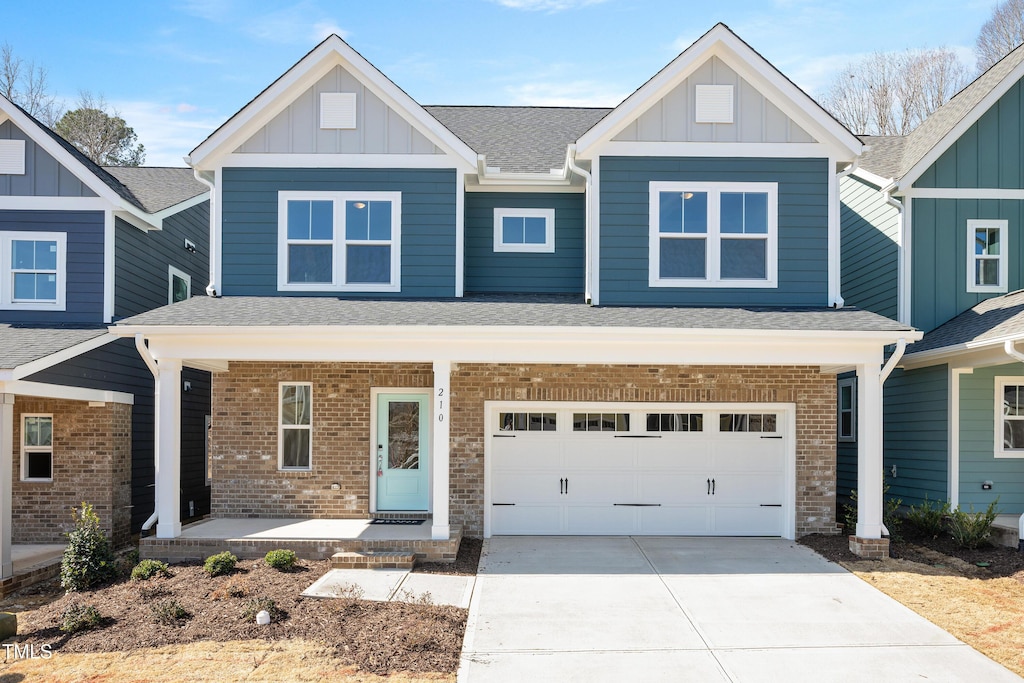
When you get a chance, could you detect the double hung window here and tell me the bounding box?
[279,383,312,470]
[0,231,66,310]
[22,414,53,481]
[997,378,1024,457]
[967,219,1007,293]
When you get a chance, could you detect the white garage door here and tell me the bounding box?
[489,406,789,536]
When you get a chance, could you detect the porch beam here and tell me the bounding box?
[0,394,12,578]
[155,360,182,539]
[431,360,451,540]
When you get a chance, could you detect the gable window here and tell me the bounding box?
[279,383,312,470]
[838,378,857,442]
[967,219,1007,293]
[168,265,191,304]
[493,208,555,253]
[277,192,401,292]
[0,231,66,310]
[21,414,53,481]
[649,182,777,288]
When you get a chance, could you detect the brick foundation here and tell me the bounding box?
[849,536,890,559]
[12,398,131,547]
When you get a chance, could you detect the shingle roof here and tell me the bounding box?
[905,290,1024,356]
[424,106,611,174]
[102,167,206,212]
[0,325,109,370]
[115,294,913,333]
[857,136,906,181]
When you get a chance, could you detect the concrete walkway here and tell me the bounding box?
[459,537,1022,682]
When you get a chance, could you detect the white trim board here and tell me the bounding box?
[901,188,1024,200]
[0,379,133,405]
[11,333,117,380]
[216,153,466,170]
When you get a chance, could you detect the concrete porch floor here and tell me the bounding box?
[12,544,64,573]
[177,517,437,542]
[992,514,1022,549]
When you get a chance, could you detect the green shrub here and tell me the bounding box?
[60,503,117,592]
[59,603,102,633]
[203,551,238,577]
[906,495,951,537]
[131,559,171,581]
[264,549,297,571]
[150,599,192,625]
[241,596,281,622]
[948,499,999,549]
[843,482,903,540]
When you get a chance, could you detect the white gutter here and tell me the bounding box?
[830,160,859,309]
[566,145,593,303]
[135,334,160,532]
[187,160,219,297]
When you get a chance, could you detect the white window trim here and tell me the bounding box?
[966,219,1008,294]
[276,191,402,293]
[168,264,191,304]
[995,376,1024,458]
[205,414,212,485]
[21,413,53,482]
[837,377,857,442]
[278,382,313,471]
[648,181,778,288]
[0,231,67,310]
[493,208,555,253]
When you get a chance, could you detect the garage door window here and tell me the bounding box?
[500,412,556,432]
[573,413,630,432]
[646,413,703,432]
[720,413,777,432]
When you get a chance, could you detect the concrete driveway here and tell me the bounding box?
[459,537,1021,682]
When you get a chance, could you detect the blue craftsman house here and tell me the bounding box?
[840,42,1024,545]
[0,95,212,587]
[115,24,915,562]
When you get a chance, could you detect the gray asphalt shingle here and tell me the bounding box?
[102,167,207,212]
[0,326,110,370]
[906,291,1024,356]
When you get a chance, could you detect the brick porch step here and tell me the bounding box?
[331,551,415,570]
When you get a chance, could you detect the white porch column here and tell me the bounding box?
[431,360,451,540]
[0,394,12,578]
[855,361,884,539]
[155,360,182,539]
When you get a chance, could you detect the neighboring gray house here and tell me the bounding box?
[0,94,211,585]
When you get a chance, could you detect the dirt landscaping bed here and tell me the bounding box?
[799,530,1024,677]
[0,538,482,680]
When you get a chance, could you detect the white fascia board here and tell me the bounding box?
[11,333,118,380]
[901,336,1024,370]
[0,197,109,211]
[899,58,1024,191]
[597,141,835,159]
[150,191,210,224]
[902,187,1024,200]
[218,152,474,172]
[189,36,477,171]
[113,209,158,233]
[849,168,893,190]
[575,26,861,159]
[0,379,133,405]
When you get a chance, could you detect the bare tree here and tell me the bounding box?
[54,92,145,167]
[819,48,969,135]
[976,0,1024,72]
[0,43,62,126]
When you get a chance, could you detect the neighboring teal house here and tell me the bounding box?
[840,42,1024,530]
[114,24,915,562]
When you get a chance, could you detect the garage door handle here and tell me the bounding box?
[492,503,515,506]
[560,478,565,495]
[760,504,782,507]
[613,435,662,438]
[614,503,661,507]
[760,435,783,439]
[711,478,715,495]
[493,434,516,438]
[707,478,711,495]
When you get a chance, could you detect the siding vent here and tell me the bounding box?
[0,139,26,174]
[320,92,357,129]
[695,85,734,124]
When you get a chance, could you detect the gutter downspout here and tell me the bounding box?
[1003,341,1024,551]
[188,161,219,297]
[883,185,907,325]
[877,337,907,536]
[830,160,859,309]
[135,334,160,532]
[566,145,593,304]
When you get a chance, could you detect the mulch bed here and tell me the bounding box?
[8,537,483,676]
[799,527,1024,580]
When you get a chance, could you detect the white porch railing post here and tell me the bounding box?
[155,360,182,539]
[0,394,13,578]
[431,360,451,540]
[855,361,884,539]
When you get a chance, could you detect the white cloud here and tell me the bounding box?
[492,0,608,11]
[112,99,225,166]
[180,0,347,45]
[505,79,626,107]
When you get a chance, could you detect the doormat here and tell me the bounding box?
[371,519,425,525]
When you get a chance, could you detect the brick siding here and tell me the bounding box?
[12,398,131,547]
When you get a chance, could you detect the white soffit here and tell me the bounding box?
[320,92,357,129]
[0,139,26,174]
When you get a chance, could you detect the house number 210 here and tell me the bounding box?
[437,387,445,422]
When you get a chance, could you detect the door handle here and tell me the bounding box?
[707,478,711,495]
[712,478,716,495]
[560,477,564,495]
[565,478,568,494]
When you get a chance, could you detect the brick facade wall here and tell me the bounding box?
[210,362,432,518]
[12,398,131,547]
[211,362,837,540]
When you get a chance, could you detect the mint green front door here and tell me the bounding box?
[375,393,430,511]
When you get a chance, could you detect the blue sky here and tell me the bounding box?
[3,0,1001,165]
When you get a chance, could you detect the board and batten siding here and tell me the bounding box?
[598,156,829,306]
[910,197,1024,333]
[958,363,1024,514]
[464,192,584,294]
[880,366,949,507]
[0,209,104,324]
[25,338,212,531]
[0,121,97,197]
[221,167,457,297]
[114,202,210,318]
[839,175,899,319]
[915,79,1024,190]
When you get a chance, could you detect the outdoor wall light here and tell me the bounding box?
[183,381,192,392]
[184,238,197,253]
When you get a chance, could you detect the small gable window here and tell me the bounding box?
[649,182,777,288]
[0,231,67,310]
[168,265,191,304]
[320,92,357,129]
[967,219,1007,294]
[695,85,734,124]
[493,208,555,253]
[0,140,26,175]
[277,191,401,292]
